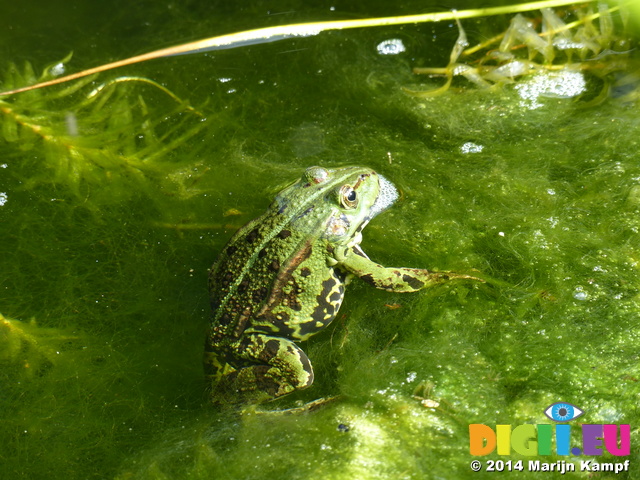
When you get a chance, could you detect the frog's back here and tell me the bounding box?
[209,213,279,340]
[208,206,328,341]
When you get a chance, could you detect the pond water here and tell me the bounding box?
[1,1,639,478]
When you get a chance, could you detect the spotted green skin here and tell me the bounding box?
[205,166,477,405]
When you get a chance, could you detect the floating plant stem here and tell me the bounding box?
[0,0,612,96]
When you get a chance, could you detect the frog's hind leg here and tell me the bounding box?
[211,334,314,405]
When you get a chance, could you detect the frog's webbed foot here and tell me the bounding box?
[209,334,314,406]
[248,395,342,416]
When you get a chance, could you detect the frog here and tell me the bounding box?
[205,165,480,405]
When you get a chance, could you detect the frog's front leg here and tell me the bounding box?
[210,334,314,405]
[336,247,481,292]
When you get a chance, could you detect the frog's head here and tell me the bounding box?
[275,166,398,247]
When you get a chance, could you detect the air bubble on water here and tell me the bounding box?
[460,142,484,154]
[515,70,586,109]
[573,287,588,301]
[50,62,65,76]
[376,38,406,55]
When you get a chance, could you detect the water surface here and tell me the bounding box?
[1,1,639,478]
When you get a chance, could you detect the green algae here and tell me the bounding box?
[1,1,639,479]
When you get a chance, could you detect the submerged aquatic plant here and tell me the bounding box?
[0,56,206,201]
[0,313,80,380]
[411,2,639,102]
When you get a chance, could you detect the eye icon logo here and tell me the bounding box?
[544,402,584,422]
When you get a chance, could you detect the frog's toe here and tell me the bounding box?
[252,395,343,415]
[443,271,486,283]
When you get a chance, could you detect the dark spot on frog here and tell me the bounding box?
[353,246,368,257]
[233,307,253,337]
[277,229,292,239]
[297,352,314,386]
[360,273,377,287]
[252,286,269,304]
[310,303,336,335]
[329,290,341,303]
[226,245,238,256]
[402,274,425,290]
[219,312,233,326]
[293,206,314,221]
[290,298,302,312]
[255,369,285,397]
[258,339,281,362]
[300,267,311,277]
[245,227,260,244]
[255,311,295,337]
[223,271,234,283]
[285,344,296,356]
[270,259,280,272]
[304,277,343,335]
[238,278,250,293]
[354,219,370,236]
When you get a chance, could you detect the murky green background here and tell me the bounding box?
[1,1,639,478]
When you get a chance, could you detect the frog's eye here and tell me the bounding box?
[339,185,358,209]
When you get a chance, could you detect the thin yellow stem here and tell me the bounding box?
[539,4,621,38]
[463,32,507,57]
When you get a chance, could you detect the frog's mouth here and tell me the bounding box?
[370,174,398,218]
